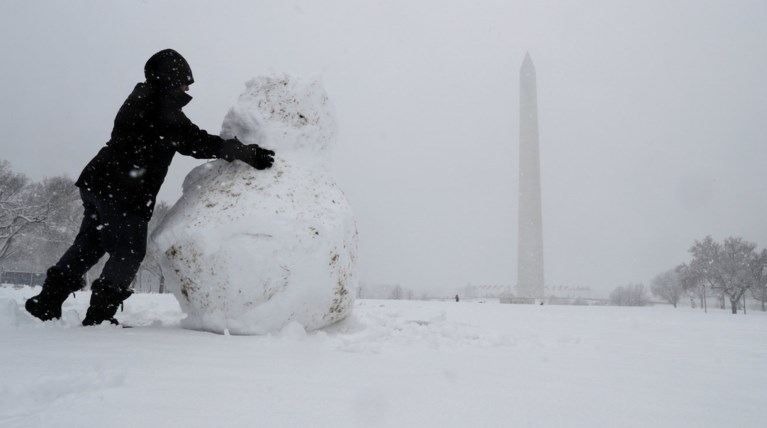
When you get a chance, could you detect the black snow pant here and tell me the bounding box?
[53,189,148,289]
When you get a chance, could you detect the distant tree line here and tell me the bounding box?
[0,160,169,292]
[609,283,651,307]
[609,236,767,313]
[0,160,79,273]
[357,282,427,300]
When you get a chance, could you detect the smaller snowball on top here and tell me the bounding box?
[220,74,337,157]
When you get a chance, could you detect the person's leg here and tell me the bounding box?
[26,190,106,321]
[53,190,107,276]
[83,201,148,325]
[97,207,148,289]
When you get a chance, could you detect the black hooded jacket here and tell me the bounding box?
[76,49,235,219]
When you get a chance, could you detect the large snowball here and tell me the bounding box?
[151,75,358,335]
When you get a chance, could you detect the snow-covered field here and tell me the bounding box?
[1,286,765,428]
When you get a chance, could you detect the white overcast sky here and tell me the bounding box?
[1,0,766,296]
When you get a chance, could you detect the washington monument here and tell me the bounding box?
[517,53,545,299]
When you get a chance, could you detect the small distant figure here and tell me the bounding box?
[455,294,460,302]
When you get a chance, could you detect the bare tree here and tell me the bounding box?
[679,262,707,312]
[390,284,403,300]
[748,249,767,311]
[609,283,650,306]
[0,161,48,266]
[752,287,767,312]
[683,236,761,314]
[22,176,83,268]
[651,268,684,308]
[609,286,625,306]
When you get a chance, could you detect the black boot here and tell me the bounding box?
[82,279,133,326]
[25,267,86,321]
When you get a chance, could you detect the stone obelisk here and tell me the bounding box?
[517,53,544,300]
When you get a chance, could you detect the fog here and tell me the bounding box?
[1,0,765,297]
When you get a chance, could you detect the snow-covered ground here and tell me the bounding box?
[1,285,765,428]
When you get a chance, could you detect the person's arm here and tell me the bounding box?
[160,108,229,159]
[160,108,274,169]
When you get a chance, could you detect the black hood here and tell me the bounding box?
[144,49,194,89]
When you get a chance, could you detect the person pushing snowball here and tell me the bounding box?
[25,49,275,326]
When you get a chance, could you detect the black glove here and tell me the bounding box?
[220,138,275,170]
[246,144,275,170]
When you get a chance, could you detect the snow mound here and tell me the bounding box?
[219,74,337,156]
[152,74,358,335]
[0,298,47,328]
[0,298,21,328]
